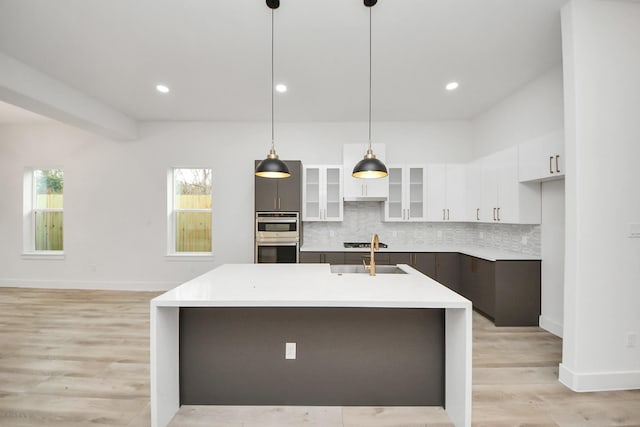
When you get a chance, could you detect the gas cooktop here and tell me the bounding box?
[343,242,388,249]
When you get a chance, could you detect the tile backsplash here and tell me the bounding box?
[303,202,540,255]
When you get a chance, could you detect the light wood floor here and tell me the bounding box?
[0,287,639,426]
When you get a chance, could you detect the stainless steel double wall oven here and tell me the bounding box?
[255,212,300,263]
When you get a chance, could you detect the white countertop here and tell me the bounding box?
[152,263,471,309]
[300,244,541,261]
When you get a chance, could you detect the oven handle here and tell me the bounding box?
[255,241,299,246]
[256,218,299,223]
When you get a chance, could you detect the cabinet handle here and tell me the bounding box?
[476,208,480,221]
[447,209,450,221]
[278,198,281,209]
[556,155,560,173]
[274,198,277,210]
[550,156,554,174]
[406,209,409,220]
[497,207,501,221]
[493,207,497,221]
[365,184,368,196]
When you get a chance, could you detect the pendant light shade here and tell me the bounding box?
[352,147,388,178]
[353,0,387,179]
[255,147,290,178]
[255,0,290,179]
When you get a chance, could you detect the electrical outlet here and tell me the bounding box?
[285,342,296,359]
[479,232,484,239]
[521,236,528,245]
[437,231,443,239]
[329,230,335,237]
[627,332,637,348]
[392,230,398,237]
[90,264,97,272]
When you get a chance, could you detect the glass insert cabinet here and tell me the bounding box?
[384,166,427,222]
[302,166,343,222]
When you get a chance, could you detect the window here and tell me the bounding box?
[24,168,64,253]
[168,168,212,254]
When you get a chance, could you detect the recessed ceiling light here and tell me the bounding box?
[445,81,459,91]
[156,84,170,94]
[275,84,287,93]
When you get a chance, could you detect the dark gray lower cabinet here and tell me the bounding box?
[299,252,345,264]
[434,253,461,292]
[344,252,390,265]
[300,250,540,326]
[388,253,436,278]
[494,260,541,326]
[460,255,540,326]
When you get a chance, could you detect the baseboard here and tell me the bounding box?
[0,278,176,291]
[559,363,640,392]
[539,315,563,337]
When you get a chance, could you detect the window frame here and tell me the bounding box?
[166,167,214,258]
[22,167,65,259]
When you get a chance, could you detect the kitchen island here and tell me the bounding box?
[150,263,472,427]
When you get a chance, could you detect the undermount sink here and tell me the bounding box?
[330,264,408,275]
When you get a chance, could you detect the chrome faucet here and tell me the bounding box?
[365,233,380,276]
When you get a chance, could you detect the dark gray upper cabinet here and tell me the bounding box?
[254,160,302,212]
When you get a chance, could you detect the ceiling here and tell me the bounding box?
[0,0,567,124]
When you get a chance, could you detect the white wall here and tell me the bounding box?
[540,180,565,337]
[472,65,564,158]
[560,0,640,391]
[0,120,472,290]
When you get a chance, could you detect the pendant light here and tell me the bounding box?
[255,0,291,179]
[352,0,388,179]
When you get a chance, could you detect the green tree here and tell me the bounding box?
[36,169,64,194]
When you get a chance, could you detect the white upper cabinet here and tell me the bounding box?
[384,166,427,222]
[479,147,541,224]
[518,129,564,182]
[426,164,467,222]
[302,166,343,222]
[466,160,483,222]
[342,144,388,201]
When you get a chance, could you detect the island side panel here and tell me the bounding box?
[445,307,472,427]
[179,307,445,406]
[150,306,180,427]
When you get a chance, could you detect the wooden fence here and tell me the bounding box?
[35,195,64,250]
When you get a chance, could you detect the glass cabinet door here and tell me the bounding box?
[385,166,426,222]
[303,167,321,220]
[303,166,343,222]
[386,167,404,220]
[324,167,343,221]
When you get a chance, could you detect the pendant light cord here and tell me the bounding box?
[271,9,275,149]
[368,7,372,149]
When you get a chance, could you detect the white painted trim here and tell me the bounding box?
[559,363,640,392]
[0,278,176,292]
[21,252,65,261]
[539,315,563,338]
[164,254,214,262]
